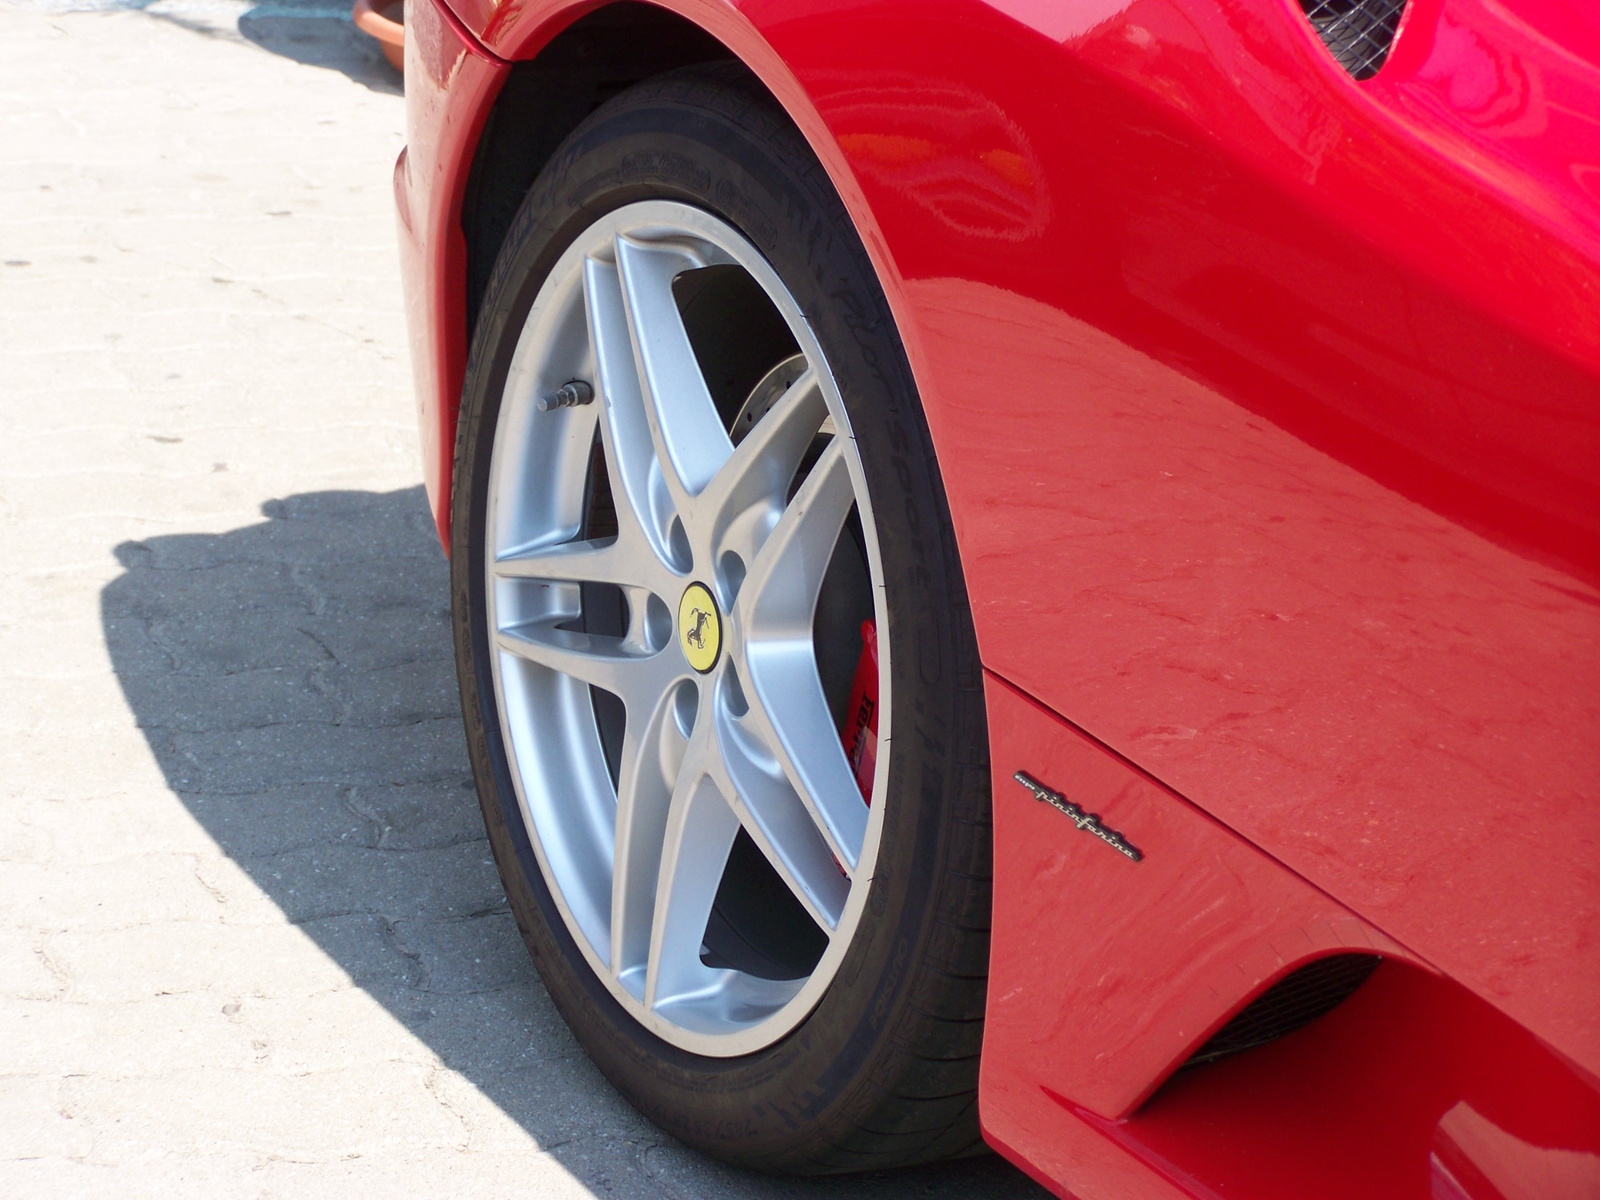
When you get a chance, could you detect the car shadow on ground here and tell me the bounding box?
[100,485,1050,1198]
[236,4,402,95]
[105,0,402,95]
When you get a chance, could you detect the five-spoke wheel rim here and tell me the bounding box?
[484,202,890,1056]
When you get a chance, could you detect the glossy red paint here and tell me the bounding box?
[399,0,1600,1194]
[396,0,507,547]
[982,673,1414,1120]
[984,675,1600,1196]
[1082,960,1600,1200]
[757,0,1600,1075]
[768,0,1593,1075]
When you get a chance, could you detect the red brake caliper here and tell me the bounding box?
[840,619,880,804]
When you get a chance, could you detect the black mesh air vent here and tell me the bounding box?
[1185,953,1381,1068]
[1299,0,1407,80]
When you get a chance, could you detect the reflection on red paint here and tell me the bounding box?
[1433,1101,1600,1200]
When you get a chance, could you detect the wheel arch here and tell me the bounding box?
[459,4,732,337]
[439,0,921,540]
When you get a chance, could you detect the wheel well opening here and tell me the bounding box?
[460,3,738,333]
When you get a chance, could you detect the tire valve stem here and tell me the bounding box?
[537,379,594,411]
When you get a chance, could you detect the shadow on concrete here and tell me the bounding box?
[104,0,403,94]
[100,486,1049,1198]
[236,5,402,96]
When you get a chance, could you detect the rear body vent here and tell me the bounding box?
[1299,0,1407,80]
[1185,953,1382,1068]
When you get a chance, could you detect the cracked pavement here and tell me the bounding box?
[0,3,1048,1196]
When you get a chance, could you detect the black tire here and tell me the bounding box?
[450,64,991,1174]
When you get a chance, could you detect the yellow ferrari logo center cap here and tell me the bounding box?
[677,583,722,674]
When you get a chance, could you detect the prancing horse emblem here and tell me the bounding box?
[686,607,712,650]
[677,582,721,673]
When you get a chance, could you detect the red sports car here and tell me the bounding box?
[393,0,1600,1194]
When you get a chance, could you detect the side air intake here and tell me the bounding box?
[1185,953,1382,1067]
[1298,0,1407,80]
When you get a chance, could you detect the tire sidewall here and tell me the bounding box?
[451,71,974,1168]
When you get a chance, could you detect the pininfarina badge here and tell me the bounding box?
[1013,771,1143,862]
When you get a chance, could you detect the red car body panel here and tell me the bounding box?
[396,0,505,535]
[395,0,1600,1194]
[981,673,1415,1122]
[983,674,1600,1199]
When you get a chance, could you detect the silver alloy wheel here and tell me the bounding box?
[484,201,891,1057]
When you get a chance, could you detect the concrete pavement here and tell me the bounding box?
[0,5,1050,1196]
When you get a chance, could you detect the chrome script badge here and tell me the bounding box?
[1013,771,1143,862]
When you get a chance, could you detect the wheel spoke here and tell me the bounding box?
[713,696,850,928]
[741,437,857,640]
[739,645,869,876]
[583,252,681,571]
[614,234,734,505]
[644,747,741,1010]
[699,367,827,572]
[733,437,869,869]
[609,683,694,995]
[493,535,637,588]
[495,619,677,714]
